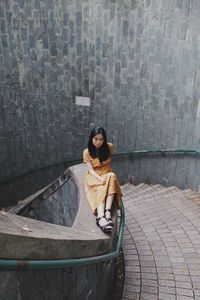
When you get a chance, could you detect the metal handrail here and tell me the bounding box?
[1,149,200,185]
[0,203,125,270]
[1,148,199,270]
[1,148,200,184]
[114,149,200,157]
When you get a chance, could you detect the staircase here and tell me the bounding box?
[121,183,200,300]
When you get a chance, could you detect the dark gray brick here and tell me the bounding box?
[50,42,57,56]
[83,20,88,35]
[1,35,8,48]
[63,12,69,27]
[76,12,82,26]
[0,19,6,34]
[114,75,120,89]
[122,53,127,68]
[123,20,129,37]
[76,43,82,56]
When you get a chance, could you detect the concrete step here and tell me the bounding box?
[122,183,200,300]
[121,182,149,193]
[123,183,181,203]
[126,183,164,198]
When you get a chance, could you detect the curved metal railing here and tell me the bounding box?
[0,203,125,270]
[115,149,200,157]
[1,149,200,184]
[1,148,200,270]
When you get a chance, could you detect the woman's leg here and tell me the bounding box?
[97,202,109,226]
[105,193,115,220]
[97,201,105,218]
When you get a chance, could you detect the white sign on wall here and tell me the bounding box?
[75,96,91,107]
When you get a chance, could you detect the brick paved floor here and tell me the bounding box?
[121,183,200,300]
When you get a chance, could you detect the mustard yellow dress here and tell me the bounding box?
[83,143,122,215]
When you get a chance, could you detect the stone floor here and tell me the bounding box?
[121,183,200,300]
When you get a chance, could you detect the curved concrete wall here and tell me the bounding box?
[0,162,68,206]
[16,176,79,227]
[112,153,200,191]
[1,0,200,183]
[0,163,118,299]
[0,261,115,300]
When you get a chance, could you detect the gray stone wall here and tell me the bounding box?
[0,260,114,300]
[112,153,200,192]
[0,162,67,206]
[0,159,81,207]
[1,0,200,182]
[21,176,78,227]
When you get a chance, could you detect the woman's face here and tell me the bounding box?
[92,133,104,149]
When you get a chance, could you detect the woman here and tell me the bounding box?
[83,127,122,234]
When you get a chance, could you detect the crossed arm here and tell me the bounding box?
[85,161,106,184]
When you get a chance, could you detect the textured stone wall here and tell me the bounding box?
[21,176,78,227]
[0,260,114,300]
[113,153,200,191]
[0,163,66,206]
[1,0,200,182]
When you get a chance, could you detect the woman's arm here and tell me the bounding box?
[85,161,106,183]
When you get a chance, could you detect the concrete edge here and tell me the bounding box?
[0,163,118,259]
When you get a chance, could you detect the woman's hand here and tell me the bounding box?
[86,163,106,184]
[99,177,106,184]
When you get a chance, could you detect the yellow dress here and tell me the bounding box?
[83,143,122,215]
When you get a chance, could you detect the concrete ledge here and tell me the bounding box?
[0,163,117,259]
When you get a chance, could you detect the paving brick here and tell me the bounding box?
[140,292,157,300]
[193,282,200,289]
[142,279,158,287]
[174,275,191,282]
[176,294,194,300]
[159,286,176,295]
[125,260,139,267]
[122,182,200,300]
[122,291,140,299]
[140,259,156,267]
[141,273,157,280]
[176,288,194,297]
[159,293,176,300]
[194,289,200,296]
[141,285,157,294]
[159,280,175,287]
[125,271,141,280]
[123,284,140,293]
[125,278,140,286]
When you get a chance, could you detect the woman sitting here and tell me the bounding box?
[83,127,122,234]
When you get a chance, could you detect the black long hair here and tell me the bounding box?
[88,127,110,162]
